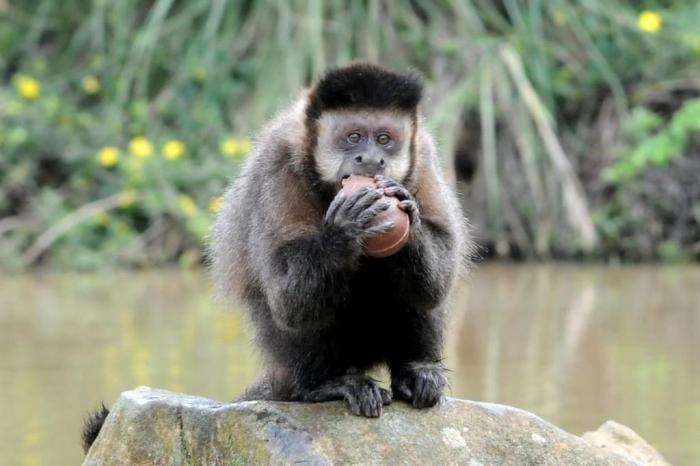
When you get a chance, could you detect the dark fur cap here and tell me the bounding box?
[306,63,423,120]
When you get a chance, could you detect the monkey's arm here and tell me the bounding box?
[261,187,392,332]
[262,227,357,331]
[390,219,457,309]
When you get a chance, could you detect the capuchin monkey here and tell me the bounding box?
[81,62,470,454]
[210,63,471,417]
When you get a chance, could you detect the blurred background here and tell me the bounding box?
[1,1,698,464]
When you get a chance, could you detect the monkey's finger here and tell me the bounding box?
[347,189,383,219]
[340,187,376,216]
[363,221,395,238]
[357,201,391,226]
[397,200,418,213]
[374,174,399,189]
[383,185,411,201]
[324,193,346,224]
[398,200,420,224]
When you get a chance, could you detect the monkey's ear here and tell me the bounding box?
[308,62,423,118]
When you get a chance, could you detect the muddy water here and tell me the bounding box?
[0,265,698,465]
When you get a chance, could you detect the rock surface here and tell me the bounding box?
[583,420,671,466]
[84,387,661,466]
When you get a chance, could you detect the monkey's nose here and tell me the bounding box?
[352,154,385,176]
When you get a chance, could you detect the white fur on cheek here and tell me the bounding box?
[315,147,343,184]
[386,145,411,181]
[386,118,412,181]
[314,115,343,184]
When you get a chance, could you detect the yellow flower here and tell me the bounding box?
[97,146,119,167]
[129,136,153,158]
[220,137,252,157]
[178,195,198,216]
[638,11,661,33]
[82,75,101,94]
[208,197,222,214]
[162,139,186,160]
[14,75,41,100]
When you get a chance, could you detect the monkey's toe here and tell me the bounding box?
[379,387,392,406]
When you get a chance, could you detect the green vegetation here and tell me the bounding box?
[606,99,700,183]
[1,1,699,269]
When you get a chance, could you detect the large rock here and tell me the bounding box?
[83,387,661,466]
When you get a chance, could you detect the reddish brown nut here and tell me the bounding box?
[339,175,410,258]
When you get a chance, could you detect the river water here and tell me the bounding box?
[0,264,698,465]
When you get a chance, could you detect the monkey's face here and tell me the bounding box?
[315,110,413,190]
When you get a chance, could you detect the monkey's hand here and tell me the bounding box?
[323,186,394,246]
[374,175,420,226]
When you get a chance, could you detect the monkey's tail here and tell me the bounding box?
[81,403,109,454]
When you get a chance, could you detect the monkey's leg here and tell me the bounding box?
[234,369,295,402]
[300,372,392,418]
[388,309,447,409]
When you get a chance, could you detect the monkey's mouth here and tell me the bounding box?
[336,173,352,190]
[337,172,376,190]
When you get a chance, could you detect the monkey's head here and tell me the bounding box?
[303,63,423,194]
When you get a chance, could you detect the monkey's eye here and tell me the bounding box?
[346,132,362,144]
[376,133,391,145]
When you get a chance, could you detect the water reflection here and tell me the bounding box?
[0,265,698,465]
[446,264,700,465]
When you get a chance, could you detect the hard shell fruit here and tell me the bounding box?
[339,175,410,258]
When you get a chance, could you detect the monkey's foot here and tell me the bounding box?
[301,374,391,417]
[391,362,446,409]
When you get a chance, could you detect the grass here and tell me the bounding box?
[1,1,699,268]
